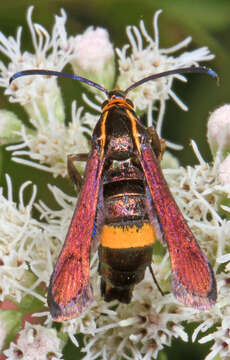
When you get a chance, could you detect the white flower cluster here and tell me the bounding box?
[8,101,92,177]
[2,147,229,359]
[4,323,63,359]
[0,176,47,304]
[0,6,229,360]
[0,7,70,106]
[116,10,214,136]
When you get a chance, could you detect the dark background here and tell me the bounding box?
[0,0,229,359]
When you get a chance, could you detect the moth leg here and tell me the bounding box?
[148,265,164,296]
[159,138,166,158]
[147,127,165,161]
[67,153,88,190]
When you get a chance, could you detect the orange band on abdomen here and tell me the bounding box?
[100,223,155,249]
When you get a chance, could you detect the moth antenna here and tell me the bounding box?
[9,69,109,96]
[124,66,219,95]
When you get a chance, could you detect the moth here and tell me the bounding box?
[10,66,217,321]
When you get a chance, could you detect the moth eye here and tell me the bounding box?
[126,98,134,107]
[102,100,109,108]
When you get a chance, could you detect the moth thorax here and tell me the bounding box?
[107,134,134,160]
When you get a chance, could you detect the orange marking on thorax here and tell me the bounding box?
[125,109,141,153]
[102,98,134,113]
[99,111,108,159]
[100,223,155,249]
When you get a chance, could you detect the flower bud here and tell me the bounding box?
[218,154,230,185]
[217,154,230,219]
[9,73,65,124]
[161,151,180,169]
[3,323,63,359]
[70,27,115,91]
[23,81,65,124]
[207,105,230,158]
[0,110,24,145]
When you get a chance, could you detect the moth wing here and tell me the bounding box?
[48,146,104,321]
[139,142,216,309]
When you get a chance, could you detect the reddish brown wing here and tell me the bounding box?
[48,146,104,321]
[139,142,216,309]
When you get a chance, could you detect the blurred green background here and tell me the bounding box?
[0,0,229,359]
